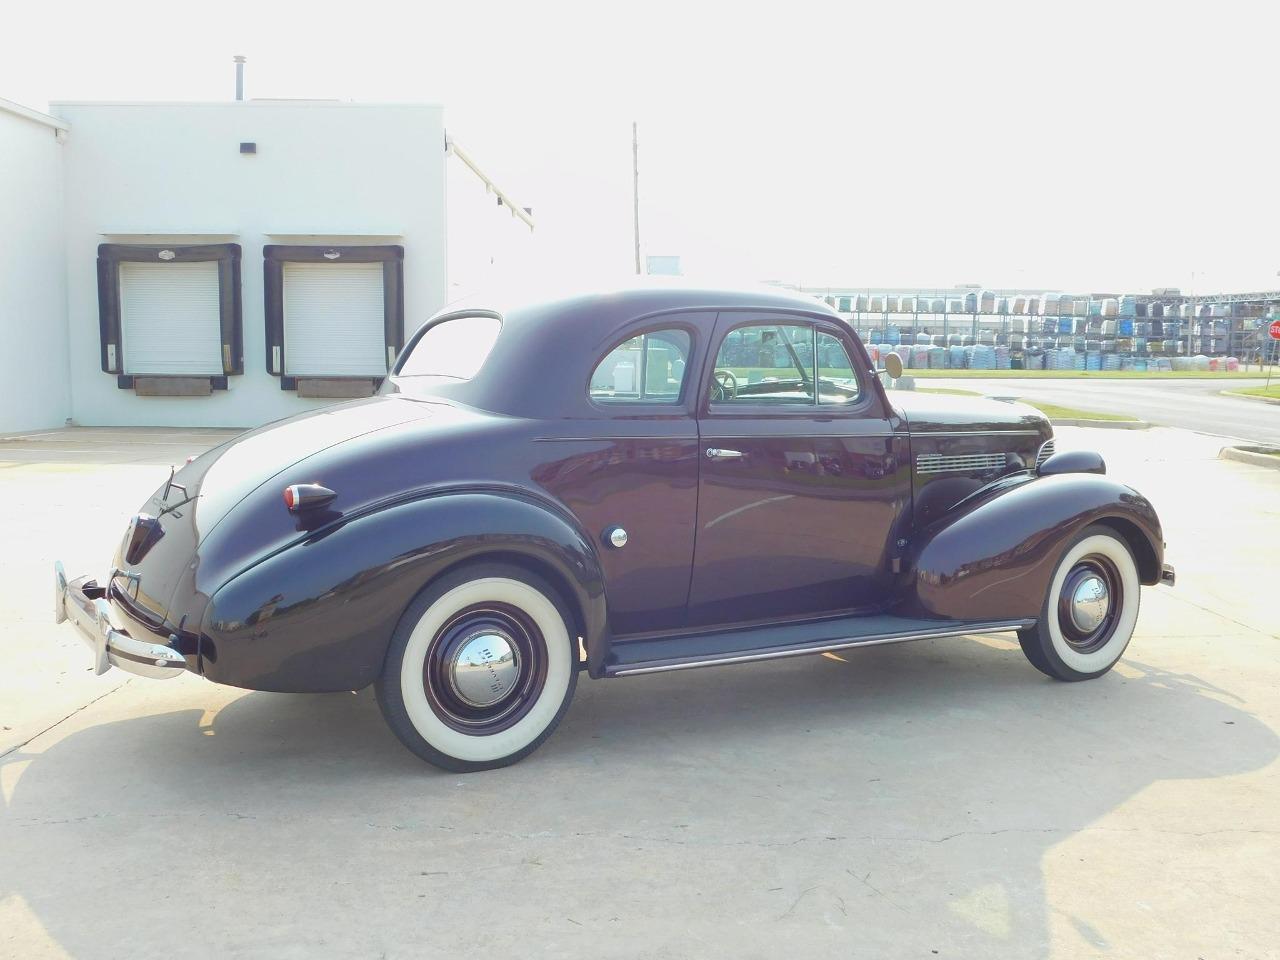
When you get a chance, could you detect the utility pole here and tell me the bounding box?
[632,121,641,275]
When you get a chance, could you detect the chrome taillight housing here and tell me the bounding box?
[284,483,337,512]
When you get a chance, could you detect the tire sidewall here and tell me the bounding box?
[1039,528,1140,678]
[377,564,577,771]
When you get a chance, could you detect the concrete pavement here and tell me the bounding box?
[2,426,1278,959]
[0,426,241,466]
[924,377,1280,446]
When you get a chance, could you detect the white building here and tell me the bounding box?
[0,100,71,433]
[0,96,533,433]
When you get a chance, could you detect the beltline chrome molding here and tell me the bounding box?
[694,432,896,441]
[534,432,897,442]
[532,436,689,442]
[610,619,1037,676]
[913,430,1042,437]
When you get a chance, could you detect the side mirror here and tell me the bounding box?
[884,352,903,380]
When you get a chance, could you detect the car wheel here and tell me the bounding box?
[1018,525,1141,682]
[375,563,578,772]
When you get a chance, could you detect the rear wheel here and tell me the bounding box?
[1018,525,1140,681]
[375,563,578,772]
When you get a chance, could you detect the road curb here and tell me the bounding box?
[1222,390,1280,406]
[1049,418,1149,430]
[1219,446,1280,470]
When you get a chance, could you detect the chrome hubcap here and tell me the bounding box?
[1057,556,1123,654]
[1069,575,1110,633]
[425,603,547,736]
[448,631,520,708]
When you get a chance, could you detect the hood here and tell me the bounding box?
[889,391,1051,436]
[891,392,1054,528]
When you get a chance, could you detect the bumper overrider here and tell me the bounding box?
[53,561,189,680]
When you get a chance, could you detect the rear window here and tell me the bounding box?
[397,315,501,380]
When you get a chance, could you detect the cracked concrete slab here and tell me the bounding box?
[1,425,1278,959]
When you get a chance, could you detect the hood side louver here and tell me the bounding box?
[916,452,1009,475]
[1036,439,1056,468]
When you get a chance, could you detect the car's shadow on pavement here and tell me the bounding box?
[2,636,1275,958]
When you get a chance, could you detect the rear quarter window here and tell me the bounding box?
[590,328,691,403]
[398,315,501,380]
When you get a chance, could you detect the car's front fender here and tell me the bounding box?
[199,490,606,692]
[905,471,1164,623]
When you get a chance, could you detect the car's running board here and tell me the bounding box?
[605,613,1037,677]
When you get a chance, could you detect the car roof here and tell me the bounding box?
[450,278,837,334]
[397,280,848,418]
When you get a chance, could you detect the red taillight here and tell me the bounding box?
[283,483,336,513]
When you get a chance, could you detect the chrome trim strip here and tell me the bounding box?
[610,619,1035,676]
[534,432,897,442]
[911,430,1041,437]
[695,432,896,440]
[532,436,693,442]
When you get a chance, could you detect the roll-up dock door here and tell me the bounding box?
[282,261,388,377]
[118,261,223,375]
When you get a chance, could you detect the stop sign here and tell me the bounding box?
[1270,318,1280,341]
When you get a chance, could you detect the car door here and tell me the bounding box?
[535,317,705,637]
[687,312,910,628]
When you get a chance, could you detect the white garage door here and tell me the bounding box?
[283,262,387,376]
[119,261,223,375]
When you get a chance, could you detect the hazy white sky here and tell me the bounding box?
[4,0,1277,294]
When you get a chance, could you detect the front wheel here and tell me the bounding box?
[375,563,578,772]
[1018,525,1141,682]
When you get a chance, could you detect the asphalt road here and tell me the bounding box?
[923,377,1280,446]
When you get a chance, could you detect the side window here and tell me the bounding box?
[817,330,862,405]
[709,323,815,405]
[590,328,691,403]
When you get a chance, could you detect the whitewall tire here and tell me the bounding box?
[1018,526,1141,681]
[375,563,578,771]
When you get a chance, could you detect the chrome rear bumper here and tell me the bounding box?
[54,561,188,679]
[1160,563,1176,587]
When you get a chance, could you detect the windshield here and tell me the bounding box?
[396,315,501,381]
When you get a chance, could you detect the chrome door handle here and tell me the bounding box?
[706,447,744,461]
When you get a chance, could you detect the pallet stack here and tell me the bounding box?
[834,287,1261,370]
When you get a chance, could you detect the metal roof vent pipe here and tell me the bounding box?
[234,55,246,101]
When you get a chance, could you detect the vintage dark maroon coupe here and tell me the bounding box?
[55,283,1174,770]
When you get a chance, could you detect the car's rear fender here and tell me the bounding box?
[904,471,1164,622]
[199,490,606,692]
